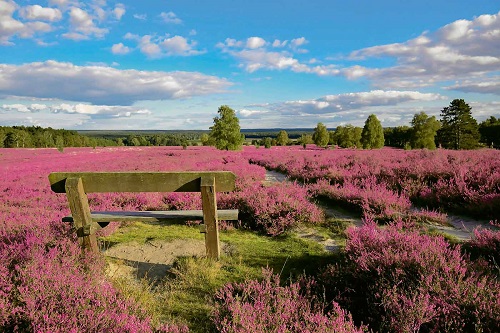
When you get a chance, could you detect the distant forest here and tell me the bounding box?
[0,119,499,149]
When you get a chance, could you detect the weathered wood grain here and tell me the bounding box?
[61,209,239,223]
[64,177,99,253]
[49,171,236,193]
[201,176,220,259]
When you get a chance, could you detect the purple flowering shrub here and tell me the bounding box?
[0,226,188,333]
[320,220,500,332]
[464,221,500,275]
[228,182,324,236]
[213,269,364,333]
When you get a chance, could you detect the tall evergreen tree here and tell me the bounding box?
[410,112,441,149]
[437,99,480,149]
[209,105,245,150]
[312,122,329,148]
[361,114,384,149]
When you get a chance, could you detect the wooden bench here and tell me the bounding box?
[49,171,239,259]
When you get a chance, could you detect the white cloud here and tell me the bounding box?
[246,37,266,49]
[445,77,500,95]
[160,35,203,56]
[19,5,62,21]
[272,39,287,48]
[237,109,269,118]
[50,103,151,118]
[126,33,204,58]
[346,11,500,90]
[290,37,307,48]
[218,36,336,75]
[64,6,108,39]
[0,1,56,44]
[113,3,125,20]
[269,90,445,115]
[159,11,182,24]
[0,61,233,105]
[111,42,131,55]
[2,103,47,113]
[133,13,146,20]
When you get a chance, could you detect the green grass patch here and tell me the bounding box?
[101,222,338,332]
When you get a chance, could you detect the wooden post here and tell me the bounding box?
[65,177,99,253]
[201,176,219,259]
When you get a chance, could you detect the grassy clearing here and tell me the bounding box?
[101,222,337,332]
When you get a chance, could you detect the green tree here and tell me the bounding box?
[479,116,500,148]
[384,126,411,148]
[312,122,329,148]
[437,99,480,149]
[209,105,245,150]
[409,112,441,149]
[331,125,362,148]
[361,114,384,149]
[276,130,289,146]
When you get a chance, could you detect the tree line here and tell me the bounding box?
[0,126,195,149]
[208,100,499,150]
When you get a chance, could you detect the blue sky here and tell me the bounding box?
[0,0,499,130]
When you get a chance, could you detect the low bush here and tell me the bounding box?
[213,269,364,333]
[320,220,500,333]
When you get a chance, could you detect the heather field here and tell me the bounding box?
[1,146,500,332]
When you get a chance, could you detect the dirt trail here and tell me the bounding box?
[263,170,495,242]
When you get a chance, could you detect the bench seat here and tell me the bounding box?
[62,209,239,223]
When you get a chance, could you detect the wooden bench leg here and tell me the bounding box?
[65,177,99,253]
[201,176,220,259]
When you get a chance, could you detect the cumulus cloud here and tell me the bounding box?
[50,103,151,118]
[19,5,62,21]
[445,77,500,95]
[63,6,108,40]
[125,33,204,57]
[111,42,131,55]
[113,3,125,20]
[2,103,47,113]
[346,11,500,91]
[237,109,270,118]
[246,37,266,49]
[268,90,445,115]
[0,61,233,105]
[0,1,56,44]
[218,36,337,75]
[159,11,182,24]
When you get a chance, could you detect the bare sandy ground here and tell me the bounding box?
[104,238,207,283]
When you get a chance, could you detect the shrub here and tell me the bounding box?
[213,269,364,333]
[321,220,500,332]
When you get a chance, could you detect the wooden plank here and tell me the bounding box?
[49,171,236,193]
[65,177,99,253]
[61,209,239,223]
[201,176,220,259]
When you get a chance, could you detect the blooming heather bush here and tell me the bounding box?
[0,226,188,332]
[230,182,324,236]
[321,220,500,332]
[246,146,500,219]
[464,221,500,274]
[213,270,364,333]
[309,177,411,221]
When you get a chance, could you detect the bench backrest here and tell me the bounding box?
[49,171,236,193]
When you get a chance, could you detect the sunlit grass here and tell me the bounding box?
[101,222,337,332]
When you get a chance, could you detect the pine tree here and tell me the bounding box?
[209,105,245,150]
[312,122,329,148]
[437,99,480,149]
[410,112,441,149]
[361,114,384,149]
